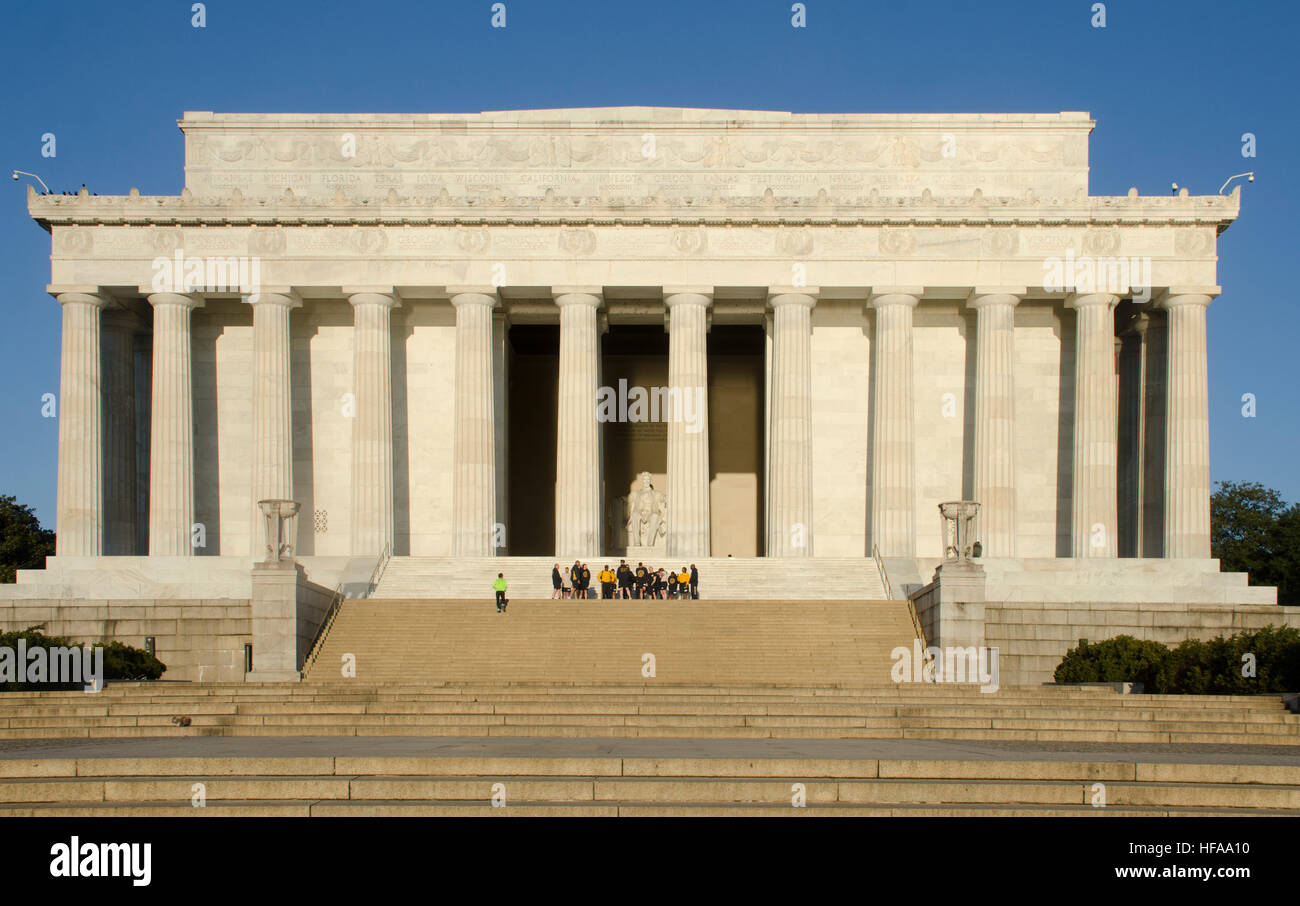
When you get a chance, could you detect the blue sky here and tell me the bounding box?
[1,0,1296,526]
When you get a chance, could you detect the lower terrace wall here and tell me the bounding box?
[988,600,1300,687]
[0,598,251,683]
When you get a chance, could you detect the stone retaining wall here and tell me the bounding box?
[0,598,251,683]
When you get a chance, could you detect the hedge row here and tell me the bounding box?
[1054,626,1300,694]
[0,625,166,690]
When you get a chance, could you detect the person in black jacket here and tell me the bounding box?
[570,561,583,599]
[551,564,564,599]
[617,560,632,599]
[689,564,699,599]
[634,563,648,599]
[581,563,592,598]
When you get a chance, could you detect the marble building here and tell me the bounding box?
[11,106,1294,683]
[28,108,1231,565]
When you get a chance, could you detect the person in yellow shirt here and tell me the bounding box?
[599,566,616,599]
[677,568,691,600]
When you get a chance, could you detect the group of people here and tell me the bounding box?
[552,560,700,600]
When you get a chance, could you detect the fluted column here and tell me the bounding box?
[970,290,1021,557]
[147,292,202,556]
[348,290,399,556]
[249,292,300,555]
[554,289,603,556]
[101,314,139,555]
[766,290,815,557]
[1161,291,1214,558]
[1117,313,1150,557]
[55,291,109,556]
[1068,292,1120,558]
[665,290,712,557]
[869,290,921,558]
[450,289,498,556]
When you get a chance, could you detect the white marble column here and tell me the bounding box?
[147,292,202,556]
[970,290,1022,557]
[101,313,139,555]
[1161,290,1214,558]
[492,310,510,553]
[450,289,498,556]
[665,290,712,557]
[767,290,815,557]
[348,290,400,557]
[1068,292,1120,558]
[869,289,921,558]
[554,289,603,556]
[249,292,300,555]
[55,291,108,556]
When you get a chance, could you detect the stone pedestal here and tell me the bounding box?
[247,560,303,682]
[626,544,666,562]
[926,561,988,651]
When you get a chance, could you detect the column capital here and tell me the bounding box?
[767,290,817,309]
[1155,288,1217,310]
[346,290,400,309]
[967,287,1026,308]
[54,291,110,309]
[867,289,921,310]
[245,290,302,309]
[447,284,501,299]
[551,285,603,299]
[1065,292,1119,310]
[449,289,499,309]
[146,292,203,310]
[554,290,603,308]
[663,286,714,302]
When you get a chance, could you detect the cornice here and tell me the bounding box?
[28,185,1241,231]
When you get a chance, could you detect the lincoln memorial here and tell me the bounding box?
[6,107,1294,684]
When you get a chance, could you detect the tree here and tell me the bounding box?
[1210,481,1299,605]
[0,495,55,583]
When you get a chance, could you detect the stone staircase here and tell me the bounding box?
[372,557,889,600]
[1,751,1297,816]
[1,682,1297,745]
[304,598,914,685]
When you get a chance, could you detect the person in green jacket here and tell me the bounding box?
[493,573,508,613]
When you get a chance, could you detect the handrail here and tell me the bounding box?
[302,582,345,675]
[874,543,928,649]
[872,544,894,601]
[302,542,391,676]
[365,541,393,598]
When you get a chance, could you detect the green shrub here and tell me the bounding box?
[1054,636,1171,690]
[101,641,166,681]
[1055,626,1300,694]
[0,625,166,690]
